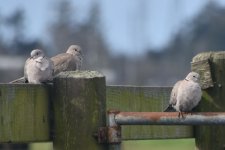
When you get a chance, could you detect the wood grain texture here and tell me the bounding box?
[106,86,193,140]
[191,59,213,89]
[0,84,51,143]
[192,51,225,150]
[52,71,107,150]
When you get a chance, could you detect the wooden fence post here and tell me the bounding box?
[192,51,225,150]
[52,71,107,150]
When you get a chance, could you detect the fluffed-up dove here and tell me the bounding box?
[24,49,53,84]
[51,45,83,76]
[164,72,202,118]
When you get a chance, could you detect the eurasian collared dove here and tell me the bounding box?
[164,72,202,118]
[24,49,53,84]
[10,45,82,83]
[51,45,83,76]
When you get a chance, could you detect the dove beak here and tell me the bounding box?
[79,51,83,57]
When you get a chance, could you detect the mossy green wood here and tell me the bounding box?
[53,71,107,150]
[106,86,193,140]
[192,51,225,150]
[0,84,51,143]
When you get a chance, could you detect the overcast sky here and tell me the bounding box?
[1,0,225,56]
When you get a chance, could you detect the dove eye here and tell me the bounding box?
[193,75,196,78]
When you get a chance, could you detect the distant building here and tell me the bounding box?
[0,55,25,82]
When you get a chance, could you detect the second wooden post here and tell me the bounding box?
[192,51,225,150]
[52,71,107,150]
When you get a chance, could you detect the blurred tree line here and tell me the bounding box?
[0,1,224,86]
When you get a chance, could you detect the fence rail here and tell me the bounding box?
[114,112,225,125]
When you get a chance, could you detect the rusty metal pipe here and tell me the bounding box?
[114,112,225,125]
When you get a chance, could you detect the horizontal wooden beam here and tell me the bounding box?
[0,84,51,143]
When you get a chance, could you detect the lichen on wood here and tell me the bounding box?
[192,53,213,89]
[56,70,104,79]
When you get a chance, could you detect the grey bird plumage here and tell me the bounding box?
[164,81,182,112]
[51,45,83,76]
[10,45,82,83]
[24,49,53,84]
[164,72,202,117]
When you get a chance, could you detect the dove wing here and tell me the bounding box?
[51,53,76,76]
[170,80,182,106]
[24,58,32,80]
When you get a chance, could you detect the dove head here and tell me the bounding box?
[30,49,44,59]
[185,72,200,82]
[66,45,82,56]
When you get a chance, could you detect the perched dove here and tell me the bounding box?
[24,49,53,84]
[9,45,82,83]
[51,45,83,76]
[164,72,202,117]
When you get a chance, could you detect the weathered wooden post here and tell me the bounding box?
[52,71,107,150]
[192,51,225,150]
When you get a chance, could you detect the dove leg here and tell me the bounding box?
[178,105,186,118]
[184,111,193,115]
[178,111,185,119]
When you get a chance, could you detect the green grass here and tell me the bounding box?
[122,139,195,150]
[29,139,195,150]
[29,142,53,150]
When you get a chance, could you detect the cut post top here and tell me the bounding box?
[192,51,225,62]
[55,70,104,79]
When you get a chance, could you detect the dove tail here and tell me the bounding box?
[9,77,27,83]
[164,104,176,112]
